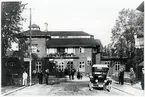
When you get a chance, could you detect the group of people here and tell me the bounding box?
[65,67,76,80]
[22,69,50,86]
[64,66,84,80]
[118,67,136,85]
[118,66,144,89]
[56,66,65,78]
[6,70,15,85]
[37,69,50,84]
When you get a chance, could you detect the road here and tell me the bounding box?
[7,78,131,96]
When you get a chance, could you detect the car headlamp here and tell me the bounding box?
[95,80,98,82]
[104,80,107,83]
[90,75,93,78]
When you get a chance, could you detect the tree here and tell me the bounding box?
[111,8,144,68]
[1,2,26,57]
[102,44,112,56]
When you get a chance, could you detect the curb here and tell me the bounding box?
[2,86,27,96]
[112,86,134,96]
[2,83,37,96]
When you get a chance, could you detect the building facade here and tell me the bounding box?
[101,56,128,76]
[19,24,101,75]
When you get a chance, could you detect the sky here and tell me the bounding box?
[12,0,143,50]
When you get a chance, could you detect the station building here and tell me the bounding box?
[19,24,102,75]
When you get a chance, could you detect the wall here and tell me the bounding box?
[75,47,92,74]
[96,53,101,64]
[101,60,125,76]
[26,38,46,58]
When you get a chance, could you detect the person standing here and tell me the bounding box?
[38,70,43,84]
[71,68,76,80]
[118,70,121,84]
[77,70,81,79]
[22,71,28,86]
[141,67,144,90]
[129,67,135,85]
[89,74,94,91]
[120,68,124,85]
[68,66,72,80]
[45,69,49,85]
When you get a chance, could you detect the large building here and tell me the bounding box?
[19,24,102,75]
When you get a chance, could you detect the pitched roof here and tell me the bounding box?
[19,30,50,38]
[47,31,91,36]
[20,30,91,37]
[28,24,40,28]
[136,2,144,12]
[46,38,100,47]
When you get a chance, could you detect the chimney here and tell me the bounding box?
[44,22,48,32]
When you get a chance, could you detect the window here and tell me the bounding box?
[118,65,120,71]
[51,36,59,38]
[115,65,118,71]
[65,48,75,54]
[57,48,65,53]
[47,48,57,54]
[79,47,84,53]
[68,48,74,53]
[70,62,73,64]
[35,62,42,72]
[87,60,91,65]
[115,64,120,71]
[59,36,68,39]
[79,61,85,72]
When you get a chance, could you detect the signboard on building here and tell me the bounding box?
[24,58,31,61]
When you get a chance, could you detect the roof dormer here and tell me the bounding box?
[28,24,40,30]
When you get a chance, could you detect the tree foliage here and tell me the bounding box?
[1,2,26,57]
[111,8,144,67]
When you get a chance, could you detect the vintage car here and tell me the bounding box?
[89,64,112,91]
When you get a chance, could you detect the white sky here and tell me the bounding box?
[12,0,143,50]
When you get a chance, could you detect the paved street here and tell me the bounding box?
[6,77,135,96]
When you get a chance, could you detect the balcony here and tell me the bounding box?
[47,53,76,58]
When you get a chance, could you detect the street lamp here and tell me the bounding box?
[120,36,123,65]
[29,8,32,86]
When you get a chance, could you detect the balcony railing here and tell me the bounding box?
[47,53,76,58]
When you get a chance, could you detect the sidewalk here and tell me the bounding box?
[1,76,68,95]
[72,76,144,96]
[111,77,144,96]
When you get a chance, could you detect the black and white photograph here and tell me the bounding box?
[1,0,144,96]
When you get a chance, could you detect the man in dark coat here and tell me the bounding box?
[44,69,49,85]
[68,67,72,80]
[38,70,43,84]
[71,68,76,80]
[77,70,81,79]
[120,68,124,85]
[141,67,144,90]
[118,70,121,84]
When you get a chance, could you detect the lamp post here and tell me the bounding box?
[120,36,123,65]
[29,8,32,86]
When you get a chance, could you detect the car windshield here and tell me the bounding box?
[92,67,108,73]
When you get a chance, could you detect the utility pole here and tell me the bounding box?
[29,8,32,86]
